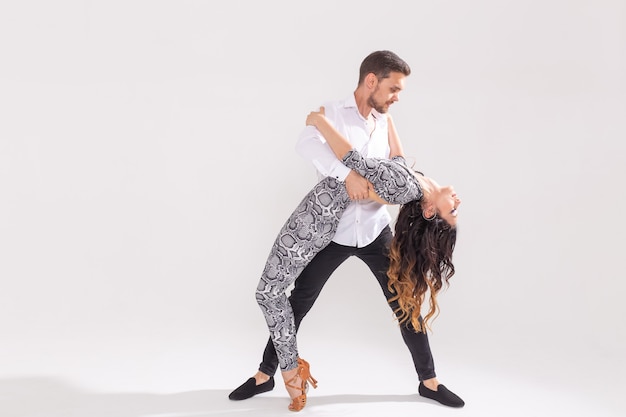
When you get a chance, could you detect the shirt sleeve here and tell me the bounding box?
[341,150,422,204]
[295,126,351,180]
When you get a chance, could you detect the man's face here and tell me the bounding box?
[367,71,406,113]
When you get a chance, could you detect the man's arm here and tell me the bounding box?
[304,108,353,160]
[295,125,352,181]
[387,114,405,158]
[296,106,370,200]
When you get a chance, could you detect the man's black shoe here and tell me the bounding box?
[418,382,465,408]
[228,377,275,400]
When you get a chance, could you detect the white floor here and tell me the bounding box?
[2,368,622,417]
[1,268,624,417]
[1,336,623,417]
[4,382,613,417]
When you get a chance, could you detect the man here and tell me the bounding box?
[229,50,464,408]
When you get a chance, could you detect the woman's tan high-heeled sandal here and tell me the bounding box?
[285,358,318,412]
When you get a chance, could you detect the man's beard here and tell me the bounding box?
[367,92,389,114]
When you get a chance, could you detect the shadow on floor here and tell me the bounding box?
[0,376,431,417]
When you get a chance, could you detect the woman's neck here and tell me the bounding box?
[415,175,438,201]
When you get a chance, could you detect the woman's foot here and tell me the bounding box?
[282,358,318,412]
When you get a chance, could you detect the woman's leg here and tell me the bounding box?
[257,241,353,376]
[255,177,350,371]
[229,240,354,401]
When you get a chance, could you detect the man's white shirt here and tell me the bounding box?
[295,95,392,247]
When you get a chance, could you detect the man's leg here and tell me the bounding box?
[356,226,464,407]
[355,226,436,380]
[229,242,352,400]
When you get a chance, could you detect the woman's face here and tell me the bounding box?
[434,186,461,226]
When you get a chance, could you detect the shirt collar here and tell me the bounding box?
[343,94,382,121]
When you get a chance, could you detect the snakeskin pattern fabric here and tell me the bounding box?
[256,150,422,371]
[342,151,422,205]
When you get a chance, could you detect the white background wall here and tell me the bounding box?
[1,1,624,416]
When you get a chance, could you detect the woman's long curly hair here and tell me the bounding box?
[387,198,457,333]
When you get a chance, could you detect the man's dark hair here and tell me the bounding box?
[358,50,411,85]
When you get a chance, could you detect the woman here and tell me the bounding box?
[256,108,461,411]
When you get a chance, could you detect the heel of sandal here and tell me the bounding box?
[285,358,317,412]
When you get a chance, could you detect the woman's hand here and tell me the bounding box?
[305,106,352,161]
[305,106,326,127]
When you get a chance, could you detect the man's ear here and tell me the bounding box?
[365,73,378,90]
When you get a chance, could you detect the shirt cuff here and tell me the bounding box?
[315,158,351,181]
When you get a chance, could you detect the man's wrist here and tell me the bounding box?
[329,163,351,181]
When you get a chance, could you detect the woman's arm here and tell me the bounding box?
[387,114,405,159]
[305,107,352,160]
[368,189,389,205]
[306,108,405,160]
[342,151,422,205]
[306,108,420,205]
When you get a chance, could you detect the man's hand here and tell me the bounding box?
[345,170,371,200]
